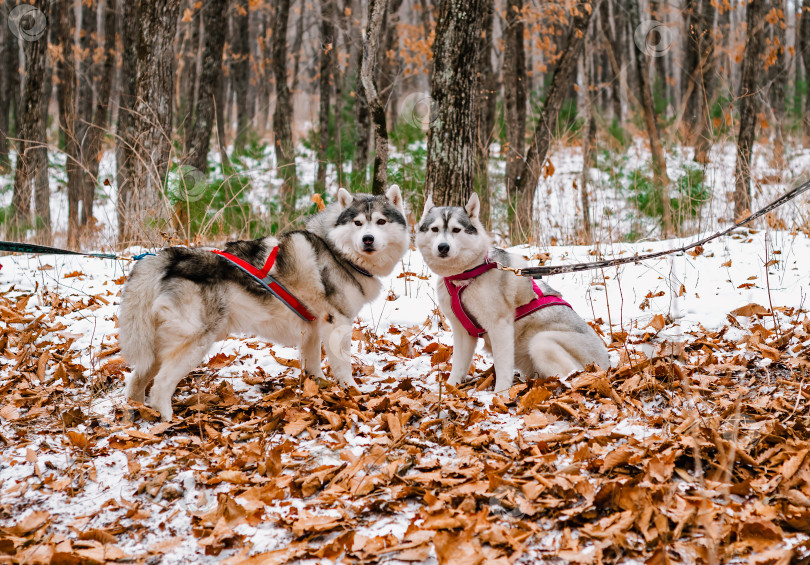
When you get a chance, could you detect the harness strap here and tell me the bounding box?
[211,247,315,322]
[444,256,571,337]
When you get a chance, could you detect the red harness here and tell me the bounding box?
[211,247,316,322]
[443,255,572,338]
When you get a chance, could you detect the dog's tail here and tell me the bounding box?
[118,255,162,374]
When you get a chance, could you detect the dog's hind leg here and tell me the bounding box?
[148,339,213,421]
[527,332,583,378]
[124,363,160,403]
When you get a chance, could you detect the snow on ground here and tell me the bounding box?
[0,226,808,563]
[1,140,809,563]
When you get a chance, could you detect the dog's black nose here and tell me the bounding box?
[437,243,450,255]
[362,234,375,246]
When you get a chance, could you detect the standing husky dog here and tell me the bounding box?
[120,186,409,420]
[416,193,609,394]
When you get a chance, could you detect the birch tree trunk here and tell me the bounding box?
[733,0,766,219]
[0,8,11,173]
[425,0,486,207]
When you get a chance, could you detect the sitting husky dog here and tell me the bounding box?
[120,186,409,420]
[416,192,609,394]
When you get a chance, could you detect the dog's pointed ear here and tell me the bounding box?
[421,193,435,217]
[464,192,480,219]
[385,184,404,210]
[337,187,353,209]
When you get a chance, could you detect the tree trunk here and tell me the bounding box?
[694,0,717,163]
[629,0,672,234]
[77,0,98,228]
[272,0,297,212]
[120,0,181,245]
[682,0,701,141]
[361,0,389,195]
[352,23,371,188]
[378,0,403,129]
[474,0,496,228]
[232,0,250,151]
[2,10,22,173]
[424,0,486,207]
[179,0,202,144]
[116,0,140,244]
[185,0,229,173]
[504,0,527,239]
[733,0,766,220]
[650,0,668,119]
[82,0,117,233]
[53,0,83,247]
[11,0,48,234]
[799,0,810,145]
[316,0,336,192]
[599,0,623,122]
[35,17,54,240]
[0,8,11,174]
[768,0,786,167]
[581,39,595,239]
[511,0,599,242]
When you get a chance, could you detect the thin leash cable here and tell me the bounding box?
[504,177,810,278]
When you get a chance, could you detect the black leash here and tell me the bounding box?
[513,177,810,278]
[0,241,119,260]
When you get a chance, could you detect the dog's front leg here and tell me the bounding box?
[487,320,516,395]
[300,326,325,379]
[322,317,357,388]
[448,325,477,387]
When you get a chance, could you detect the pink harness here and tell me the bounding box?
[443,256,572,337]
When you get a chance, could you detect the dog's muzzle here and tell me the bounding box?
[437,243,450,257]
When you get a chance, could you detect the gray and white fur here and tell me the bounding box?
[119,185,409,420]
[415,192,609,394]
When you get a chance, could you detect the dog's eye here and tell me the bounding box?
[431,227,439,233]
[354,220,362,226]
[452,227,461,233]
[376,219,386,226]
